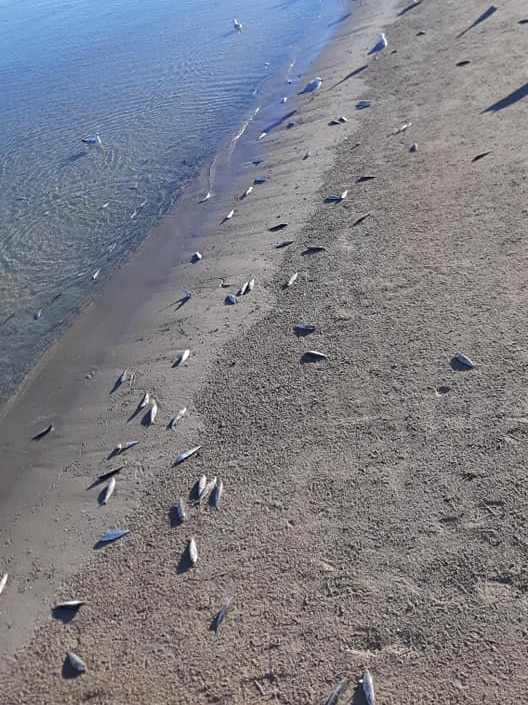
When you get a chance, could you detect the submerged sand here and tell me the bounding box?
[2,0,528,702]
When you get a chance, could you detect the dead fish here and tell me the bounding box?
[238,282,249,296]
[175,445,201,465]
[176,497,186,522]
[353,212,372,226]
[409,142,418,152]
[98,529,129,544]
[247,278,255,292]
[212,596,234,633]
[303,151,311,160]
[456,60,471,67]
[32,423,54,441]
[139,391,149,408]
[54,600,85,610]
[338,116,348,123]
[198,474,207,496]
[173,349,190,368]
[188,537,198,565]
[169,407,187,428]
[241,186,253,198]
[92,268,101,281]
[192,251,202,262]
[394,121,412,133]
[224,209,235,221]
[295,323,316,334]
[275,240,294,249]
[453,352,475,369]
[360,670,376,705]
[340,189,348,200]
[148,399,158,425]
[101,476,116,505]
[211,479,223,508]
[254,176,266,184]
[286,272,298,287]
[225,294,238,305]
[198,192,211,203]
[472,150,492,163]
[303,350,328,361]
[303,246,327,255]
[181,289,192,301]
[258,131,267,140]
[325,679,347,705]
[328,119,342,125]
[0,573,7,595]
[200,476,217,503]
[269,223,288,232]
[67,651,86,674]
[34,308,43,320]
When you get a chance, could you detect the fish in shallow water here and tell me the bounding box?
[67,651,86,673]
[175,445,202,465]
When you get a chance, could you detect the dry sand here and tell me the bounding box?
[2,0,528,701]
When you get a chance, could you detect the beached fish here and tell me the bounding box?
[0,573,7,595]
[192,251,202,262]
[98,529,129,544]
[176,497,186,523]
[303,350,328,361]
[32,423,54,441]
[353,212,372,226]
[300,76,323,94]
[281,97,288,104]
[139,391,150,409]
[356,100,371,110]
[200,476,217,503]
[325,193,343,203]
[54,600,85,610]
[211,479,223,508]
[233,18,243,32]
[117,370,127,385]
[82,132,103,148]
[286,272,298,288]
[410,142,418,152]
[325,679,347,705]
[295,324,316,334]
[148,399,158,425]
[340,190,348,200]
[247,278,255,293]
[241,186,253,198]
[394,121,412,134]
[67,651,86,674]
[175,445,202,465]
[122,440,139,452]
[169,407,187,428]
[238,282,250,296]
[360,670,376,705]
[181,289,192,301]
[303,151,311,160]
[453,352,475,369]
[329,119,342,126]
[258,132,267,141]
[92,268,101,280]
[34,309,42,320]
[224,209,235,220]
[356,175,376,183]
[173,349,190,368]
[188,538,198,565]
[368,32,387,55]
[101,476,116,505]
[92,467,122,487]
[338,116,348,123]
[225,294,238,305]
[254,177,266,184]
[212,596,234,633]
[198,192,211,203]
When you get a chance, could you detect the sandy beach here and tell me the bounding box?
[2,0,528,701]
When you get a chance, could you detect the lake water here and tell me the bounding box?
[0,0,349,404]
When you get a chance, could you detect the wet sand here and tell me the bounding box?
[2,0,528,701]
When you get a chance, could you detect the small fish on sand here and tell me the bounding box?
[117,369,127,385]
[98,529,129,544]
[176,497,186,523]
[325,679,347,705]
[238,282,250,296]
[353,212,372,226]
[169,407,187,429]
[286,272,298,288]
[295,324,316,335]
[223,209,235,222]
[241,186,253,198]
[110,441,139,457]
[173,349,190,368]
[197,474,207,496]
[101,476,116,505]
[54,600,85,610]
[302,350,328,362]
[303,151,311,160]
[32,423,54,441]
[198,192,211,203]
[453,352,475,369]
[0,573,8,595]
[225,294,238,305]
[90,466,122,488]
[92,268,101,281]
[258,132,267,141]
[254,176,266,184]
[188,537,198,565]
[175,445,202,465]
[192,251,202,263]
[34,309,43,320]
[211,479,223,508]
[199,476,217,503]
[148,399,158,425]
[368,32,387,56]
[269,223,288,232]
[360,670,376,705]
[281,97,287,104]
[356,100,371,110]
[356,175,376,183]
[393,121,412,134]
[139,391,150,409]
[212,596,234,633]
[409,142,418,152]
[67,651,86,674]
[247,278,255,292]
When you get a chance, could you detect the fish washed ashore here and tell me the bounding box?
[2,0,528,702]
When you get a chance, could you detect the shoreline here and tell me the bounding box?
[7,0,528,701]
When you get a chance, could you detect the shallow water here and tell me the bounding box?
[0,0,348,404]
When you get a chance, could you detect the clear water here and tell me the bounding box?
[0,0,347,403]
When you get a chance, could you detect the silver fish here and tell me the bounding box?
[54,600,85,610]
[148,399,158,425]
[188,537,198,565]
[325,679,346,705]
[198,474,207,495]
[176,497,186,522]
[169,407,187,428]
[361,670,375,705]
[175,445,202,465]
[67,651,86,674]
[286,272,298,287]
[295,324,316,334]
[409,142,418,152]
[117,370,127,384]
[338,116,348,123]
[247,278,255,292]
[99,529,129,543]
[182,289,192,300]
[92,268,101,280]
[173,349,190,367]
[212,596,234,632]
[340,189,348,200]
[199,476,217,503]
[0,573,7,595]
[34,308,43,320]
[139,391,149,408]
[238,282,249,296]
[454,352,475,368]
[192,251,202,262]
[198,192,211,203]
[32,423,54,441]
[241,186,253,198]
[123,440,139,451]
[211,479,223,508]
[304,350,328,361]
[102,476,116,505]
[225,209,234,220]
